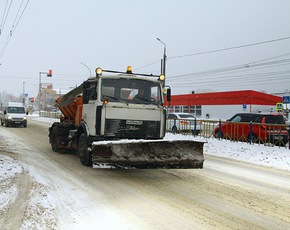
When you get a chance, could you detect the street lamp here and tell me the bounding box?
[39,70,52,115]
[157,38,167,78]
[81,62,92,76]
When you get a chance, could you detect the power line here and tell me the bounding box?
[0,0,13,38]
[169,58,290,79]
[248,52,290,65]
[169,36,290,60]
[136,36,290,71]
[168,73,290,90]
[167,66,290,89]
[135,60,160,71]
[166,56,290,91]
[11,0,29,34]
[169,69,290,85]
[0,0,30,59]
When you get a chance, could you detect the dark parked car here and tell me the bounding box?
[214,113,289,146]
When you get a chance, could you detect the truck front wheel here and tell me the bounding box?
[78,133,92,166]
[50,127,58,152]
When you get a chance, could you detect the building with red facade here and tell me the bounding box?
[165,90,282,120]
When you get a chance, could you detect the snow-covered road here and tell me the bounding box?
[1,116,290,229]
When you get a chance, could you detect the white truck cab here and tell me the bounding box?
[0,102,27,127]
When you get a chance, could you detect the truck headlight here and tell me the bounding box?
[23,116,27,120]
[8,116,12,120]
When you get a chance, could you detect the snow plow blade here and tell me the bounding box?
[92,140,205,169]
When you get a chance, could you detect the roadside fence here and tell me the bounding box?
[166,118,290,148]
[38,112,289,148]
[39,111,61,119]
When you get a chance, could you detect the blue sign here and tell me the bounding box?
[282,96,290,104]
[242,104,247,109]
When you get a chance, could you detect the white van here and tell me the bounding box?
[0,102,27,127]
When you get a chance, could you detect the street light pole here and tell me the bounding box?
[23,81,25,105]
[157,38,167,77]
[81,62,92,76]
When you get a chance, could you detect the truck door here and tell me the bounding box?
[82,80,98,136]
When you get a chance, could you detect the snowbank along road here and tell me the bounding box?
[0,117,290,229]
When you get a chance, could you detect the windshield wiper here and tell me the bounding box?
[134,97,162,107]
[135,96,151,103]
[103,95,128,105]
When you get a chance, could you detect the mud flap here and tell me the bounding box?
[92,140,205,169]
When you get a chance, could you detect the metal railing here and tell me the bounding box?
[166,118,290,148]
[38,113,289,148]
[39,111,61,119]
[166,118,218,137]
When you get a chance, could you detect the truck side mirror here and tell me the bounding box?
[167,88,171,102]
[4,111,6,115]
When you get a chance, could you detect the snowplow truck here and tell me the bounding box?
[49,66,205,169]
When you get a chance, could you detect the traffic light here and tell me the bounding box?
[47,69,52,77]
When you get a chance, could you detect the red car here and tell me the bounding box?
[214,113,288,146]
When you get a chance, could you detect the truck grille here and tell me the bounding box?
[105,119,160,139]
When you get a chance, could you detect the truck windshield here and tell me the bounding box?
[101,78,162,105]
[7,107,25,113]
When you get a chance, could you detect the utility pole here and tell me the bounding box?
[23,82,25,106]
[157,38,167,87]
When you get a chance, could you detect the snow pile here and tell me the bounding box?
[165,133,290,171]
[0,155,23,182]
[20,179,57,229]
[0,155,23,211]
[204,137,290,171]
[0,130,57,229]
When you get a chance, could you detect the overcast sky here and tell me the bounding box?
[0,0,290,98]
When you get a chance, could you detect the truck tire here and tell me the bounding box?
[1,119,3,126]
[78,133,92,166]
[50,126,59,152]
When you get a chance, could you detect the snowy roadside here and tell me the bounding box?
[164,133,290,172]
[0,128,57,229]
[204,137,290,171]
